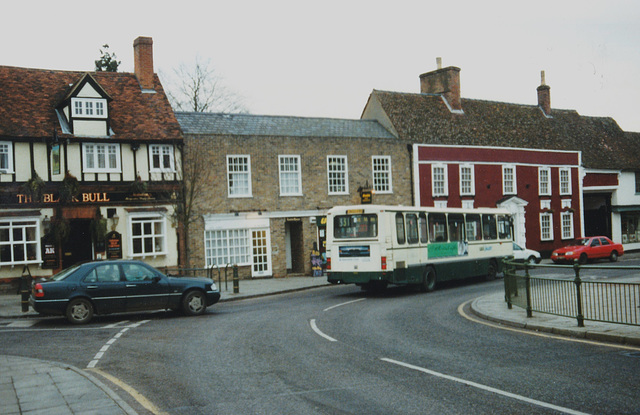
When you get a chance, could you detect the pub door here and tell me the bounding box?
[62,219,93,269]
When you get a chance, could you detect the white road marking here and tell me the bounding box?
[103,320,130,328]
[310,319,337,342]
[323,298,366,312]
[87,320,150,368]
[6,320,38,328]
[381,357,590,415]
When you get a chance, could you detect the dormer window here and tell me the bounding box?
[71,98,108,119]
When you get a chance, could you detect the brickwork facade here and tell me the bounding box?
[179,114,411,279]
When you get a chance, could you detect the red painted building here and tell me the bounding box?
[414,144,582,254]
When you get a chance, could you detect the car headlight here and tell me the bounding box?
[566,251,574,256]
[210,283,218,291]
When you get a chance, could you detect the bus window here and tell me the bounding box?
[406,214,419,244]
[396,213,406,244]
[333,213,378,239]
[419,213,428,243]
[428,213,447,242]
[465,214,482,241]
[482,214,497,240]
[498,215,512,239]
[448,214,465,241]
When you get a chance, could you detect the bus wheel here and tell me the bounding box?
[421,267,436,292]
[485,260,498,281]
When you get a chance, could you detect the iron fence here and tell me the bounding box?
[163,264,237,292]
[503,259,640,327]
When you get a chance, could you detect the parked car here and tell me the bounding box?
[512,243,541,264]
[550,236,624,264]
[30,260,221,324]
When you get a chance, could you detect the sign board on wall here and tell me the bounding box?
[106,231,122,259]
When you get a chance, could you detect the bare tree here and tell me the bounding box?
[172,138,213,268]
[162,57,249,113]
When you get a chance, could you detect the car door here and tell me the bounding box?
[121,263,171,311]
[598,237,613,258]
[589,238,605,259]
[81,264,126,313]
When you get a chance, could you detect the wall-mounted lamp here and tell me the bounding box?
[111,213,119,231]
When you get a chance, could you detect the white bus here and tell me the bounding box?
[326,205,513,291]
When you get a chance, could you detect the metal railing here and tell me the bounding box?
[503,258,640,327]
[163,264,239,293]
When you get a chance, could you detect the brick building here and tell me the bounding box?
[176,113,407,278]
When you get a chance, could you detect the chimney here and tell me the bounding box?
[537,70,551,116]
[134,36,154,91]
[419,58,462,111]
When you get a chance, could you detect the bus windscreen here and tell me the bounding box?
[334,214,378,239]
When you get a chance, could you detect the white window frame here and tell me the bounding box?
[561,211,574,240]
[372,156,392,194]
[128,213,167,257]
[149,144,176,172]
[205,228,252,267]
[502,165,517,195]
[462,200,474,209]
[559,168,572,195]
[82,143,121,173]
[227,155,252,198]
[0,218,41,266]
[204,216,272,277]
[327,156,349,195]
[539,166,551,196]
[459,164,475,196]
[0,141,14,173]
[434,200,448,209]
[71,98,108,119]
[432,164,448,197]
[540,212,554,241]
[278,155,302,196]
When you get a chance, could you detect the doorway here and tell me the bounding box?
[61,219,93,269]
[285,220,304,274]
[584,193,612,238]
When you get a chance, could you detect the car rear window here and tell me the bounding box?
[51,264,81,281]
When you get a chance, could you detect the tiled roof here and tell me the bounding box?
[368,90,640,170]
[176,112,396,139]
[0,66,181,142]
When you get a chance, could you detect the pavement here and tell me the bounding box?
[1,271,639,414]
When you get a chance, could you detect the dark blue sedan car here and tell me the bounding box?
[30,260,221,324]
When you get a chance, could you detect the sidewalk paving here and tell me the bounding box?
[0,272,638,414]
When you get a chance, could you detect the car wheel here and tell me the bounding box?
[609,251,619,262]
[526,256,537,265]
[182,290,207,316]
[578,253,588,265]
[421,267,436,292]
[66,298,94,324]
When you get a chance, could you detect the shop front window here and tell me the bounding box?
[621,213,640,243]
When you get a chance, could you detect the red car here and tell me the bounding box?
[551,236,624,264]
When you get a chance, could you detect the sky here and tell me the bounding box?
[3,0,640,131]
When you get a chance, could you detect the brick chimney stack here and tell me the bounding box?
[537,70,551,116]
[134,36,154,91]
[419,59,462,111]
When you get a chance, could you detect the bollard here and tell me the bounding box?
[20,266,32,312]
[233,264,239,294]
